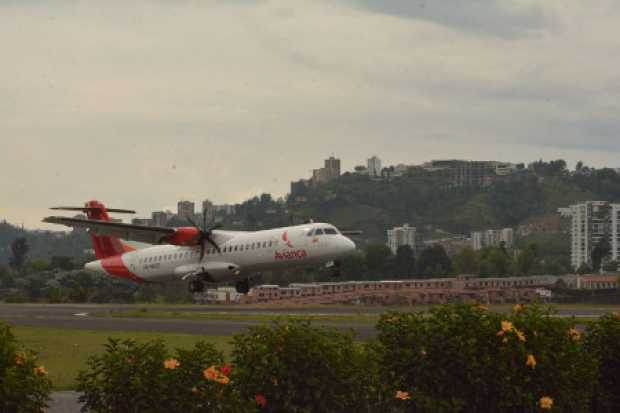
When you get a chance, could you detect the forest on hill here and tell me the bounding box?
[1,159,620,271]
[288,160,620,243]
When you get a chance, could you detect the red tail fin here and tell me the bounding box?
[84,200,134,259]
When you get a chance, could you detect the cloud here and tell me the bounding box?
[343,0,552,38]
[0,0,619,228]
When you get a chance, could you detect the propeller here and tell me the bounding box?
[187,210,222,261]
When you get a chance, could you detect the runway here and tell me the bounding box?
[0,304,378,339]
[0,303,614,340]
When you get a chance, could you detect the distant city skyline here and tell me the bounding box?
[2,1,620,229]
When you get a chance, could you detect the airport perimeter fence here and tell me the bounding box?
[2,305,620,412]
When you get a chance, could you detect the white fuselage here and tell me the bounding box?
[85,223,356,284]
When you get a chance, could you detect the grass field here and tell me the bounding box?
[94,310,381,324]
[91,303,620,324]
[13,327,231,390]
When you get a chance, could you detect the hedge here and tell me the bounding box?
[0,322,52,413]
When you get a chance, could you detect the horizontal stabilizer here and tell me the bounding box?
[51,207,136,214]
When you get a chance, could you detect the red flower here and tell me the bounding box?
[255,394,268,408]
[220,365,232,377]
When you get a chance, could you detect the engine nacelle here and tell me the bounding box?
[175,262,241,282]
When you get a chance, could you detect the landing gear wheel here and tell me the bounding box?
[330,260,342,278]
[235,278,250,294]
[189,279,205,293]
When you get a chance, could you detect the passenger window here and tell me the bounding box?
[234,246,238,251]
[262,241,267,248]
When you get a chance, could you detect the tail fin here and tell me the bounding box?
[56,200,135,259]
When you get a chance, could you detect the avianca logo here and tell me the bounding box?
[282,231,294,248]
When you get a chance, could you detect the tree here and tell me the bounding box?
[515,243,539,276]
[485,247,513,276]
[453,247,478,274]
[0,266,14,288]
[417,245,452,277]
[394,245,416,278]
[51,256,75,271]
[9,237,29,271]
[576,161,584,172]
[341,253,367,279]
[602,260,619,273]
[365,244,392,277]
[592,237,612,272]
[577,263,593,275]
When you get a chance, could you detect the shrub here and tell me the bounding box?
[0,321,52,413]
[231,319,380,412]
[77,338,253,413]
[376,305,597,413]
[585,312,620,412]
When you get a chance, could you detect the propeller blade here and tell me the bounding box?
[186,216,199,229]
[206,236,221,254]
[199,240,206,261]
[341,230,363,236]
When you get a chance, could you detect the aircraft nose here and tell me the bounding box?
[342,236,356,253]
[84,260,104,274]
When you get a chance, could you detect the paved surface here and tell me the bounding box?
[0,303,377,339]
[0,303,613,340]
[48,391,81,413]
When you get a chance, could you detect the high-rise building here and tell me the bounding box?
[324,156,341,180]
[202,199,215,223]
[152,211,169,227]
[560,201,620,270]
[471,228,514,251]
[177,200,195,219]
[132,218,153,226]
[387,224,417,254]
[423,160,503,188]
[367,156,382,177]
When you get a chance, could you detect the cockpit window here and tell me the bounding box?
[315,228,324,235]
[306,228,314,236]
[324,228,338,235]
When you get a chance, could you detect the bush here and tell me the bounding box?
[585,313,620,412]
[376,305,597,413]
[0,321,52,413]
[77,338,253,413]
[231,319,380,413]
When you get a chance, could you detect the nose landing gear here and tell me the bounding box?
[326,260,342,277]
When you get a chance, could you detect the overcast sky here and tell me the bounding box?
[1,0,619,229]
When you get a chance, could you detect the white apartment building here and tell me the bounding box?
[471,228,514,251]
[561,201,620,269]
[387,224,417,254]
[368,156,382,177]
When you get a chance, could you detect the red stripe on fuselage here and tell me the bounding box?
[101,254,144,283]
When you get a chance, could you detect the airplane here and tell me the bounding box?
[43,200,359,294]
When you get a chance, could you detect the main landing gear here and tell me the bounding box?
[188,278,205,294]
[235,278,250,294]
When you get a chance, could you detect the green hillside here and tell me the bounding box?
[288,164,620,242]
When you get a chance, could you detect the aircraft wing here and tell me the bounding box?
[43,216,177,244]
[43,216,243,246]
